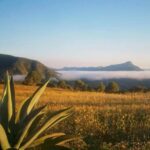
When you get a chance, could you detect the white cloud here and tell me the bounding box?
[58,71,150,80]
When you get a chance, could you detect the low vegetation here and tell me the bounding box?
[0,74,78,150]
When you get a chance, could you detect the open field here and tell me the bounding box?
[1,84,150,149]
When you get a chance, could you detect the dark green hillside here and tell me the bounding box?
[0,54,57,80]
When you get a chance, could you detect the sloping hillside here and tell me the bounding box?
[0,54,57,79]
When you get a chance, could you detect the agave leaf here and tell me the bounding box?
[24,107,46,136]
[29,133,66,148]
[9,76,16,120]
[6,72,14,122]
[38,135,79,148]
[55,135,80,146]
[15,80,50,123]
[8,76,16,139]
[26,80,50,114]
[0,83,7,123]
[39,145,71,150]
[17,105,46,127]
[0,74,76,150]
[15,97,28,124]
[0,78,7,104]
[0,124,11,149]
[20,107,73,149]
[14,112,44,149]
[21,114,71,149]
[52,145,71,150]
[29,107,72,134]
[14,105,47,144]
[0,73,15,133]
[16,105,46,148]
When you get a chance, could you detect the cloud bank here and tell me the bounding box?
[13,75,26,81]
[58,71,150,80]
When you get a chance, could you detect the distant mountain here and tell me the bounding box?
[58,66,103,71]
[57,61,143,71]
[100,61,143,71]
[144,69,150,71]
[0,54,57,79]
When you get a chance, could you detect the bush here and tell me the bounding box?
[48,80,58,88]
[105,81,120,93]
[74,80,88,91]
[57,80,68,89]
[97,82,105,92]
[129,85,147,92]
[24,70,42,85]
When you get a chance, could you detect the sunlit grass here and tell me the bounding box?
[1,84,150,149]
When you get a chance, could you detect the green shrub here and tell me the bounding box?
[105,81,120,93]
[0,73,78,150]
[24,70,42,85]
[74,80,88,91]
[58,80,68,89]
[97,82,105,92]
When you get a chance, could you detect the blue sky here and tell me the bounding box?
[0,0,150,68]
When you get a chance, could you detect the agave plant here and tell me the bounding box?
[0,73,77,150]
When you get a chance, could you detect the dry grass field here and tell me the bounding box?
[1,84,150,149]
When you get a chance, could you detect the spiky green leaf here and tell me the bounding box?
[6,72,14,122]
[20,107,73,149]
[15,80,50,123]
[14,112,44,149]
[29,133,66,148]
[0,124,11,149]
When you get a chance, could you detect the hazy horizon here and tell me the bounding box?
[0,0,150,68]
[58,71,150,80]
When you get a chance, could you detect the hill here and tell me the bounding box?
[100,61,143,71]
[0,54,57,80]
[57,61,143,71]
[58,66,103,71]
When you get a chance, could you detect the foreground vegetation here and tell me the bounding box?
[0,76,78,150]
[1,84,150,149]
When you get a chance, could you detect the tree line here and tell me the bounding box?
[23,70,149,93]
[48,80,120,93]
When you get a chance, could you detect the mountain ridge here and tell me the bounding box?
[57,61,143,71]
[0,54,57,79]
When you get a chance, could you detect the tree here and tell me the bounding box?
[24,70,42,85]
[105,81,120,93]
[74,80,88,91]
[130,85,147,92]
[97,82,105,92]
[57,80,73,90]
[0,72,5,83]
[57,80,68,89]
[48,80,58,88]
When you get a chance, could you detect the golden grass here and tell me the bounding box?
[1,84,150,149]
[0,84,149,105]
